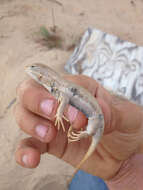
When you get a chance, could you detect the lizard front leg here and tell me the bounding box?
[55,93,69,132]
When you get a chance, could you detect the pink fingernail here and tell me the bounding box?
[36,125,48,138]
[40,99,54,115]
[22,155,29,166]
[68,106,78,122]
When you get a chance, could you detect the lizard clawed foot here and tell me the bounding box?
[55,114,69,132]
[62,115,69,122]
[68,126,89,143]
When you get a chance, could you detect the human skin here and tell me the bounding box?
[14,75,143,189]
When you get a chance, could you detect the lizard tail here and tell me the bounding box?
[74,136,99,175]
[67,136,100,187]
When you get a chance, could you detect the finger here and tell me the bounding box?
[15,137,47,168]
[17,79,59,121]
[64,105,87,130]
[15,103,57,143]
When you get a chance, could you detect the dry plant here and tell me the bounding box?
[37,26,63,49]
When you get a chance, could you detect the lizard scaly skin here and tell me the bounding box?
[25,63,104,173]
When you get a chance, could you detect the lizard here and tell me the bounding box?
[25,63,105,173]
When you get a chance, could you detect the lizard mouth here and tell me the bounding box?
[25,65,42,84]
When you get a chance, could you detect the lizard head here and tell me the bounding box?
[25,63,61,95]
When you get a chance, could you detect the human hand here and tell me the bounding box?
[14,75,143,180]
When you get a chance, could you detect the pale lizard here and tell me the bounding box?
[25,63,104,172]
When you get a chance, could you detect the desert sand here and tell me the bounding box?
[1,0,143,189]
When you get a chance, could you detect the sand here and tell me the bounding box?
[0,0,143,189]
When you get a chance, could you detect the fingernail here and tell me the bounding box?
[22,155,29,166]
[35,125,48,138]
[40,99,54,115]
[68,106,78,122]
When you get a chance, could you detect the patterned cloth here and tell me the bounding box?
[65,28,143,105]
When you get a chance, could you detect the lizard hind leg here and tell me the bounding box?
[67,127,89,142]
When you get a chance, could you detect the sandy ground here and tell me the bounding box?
[1,0,143,189]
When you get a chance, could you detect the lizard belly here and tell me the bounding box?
[69,96,95,118]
